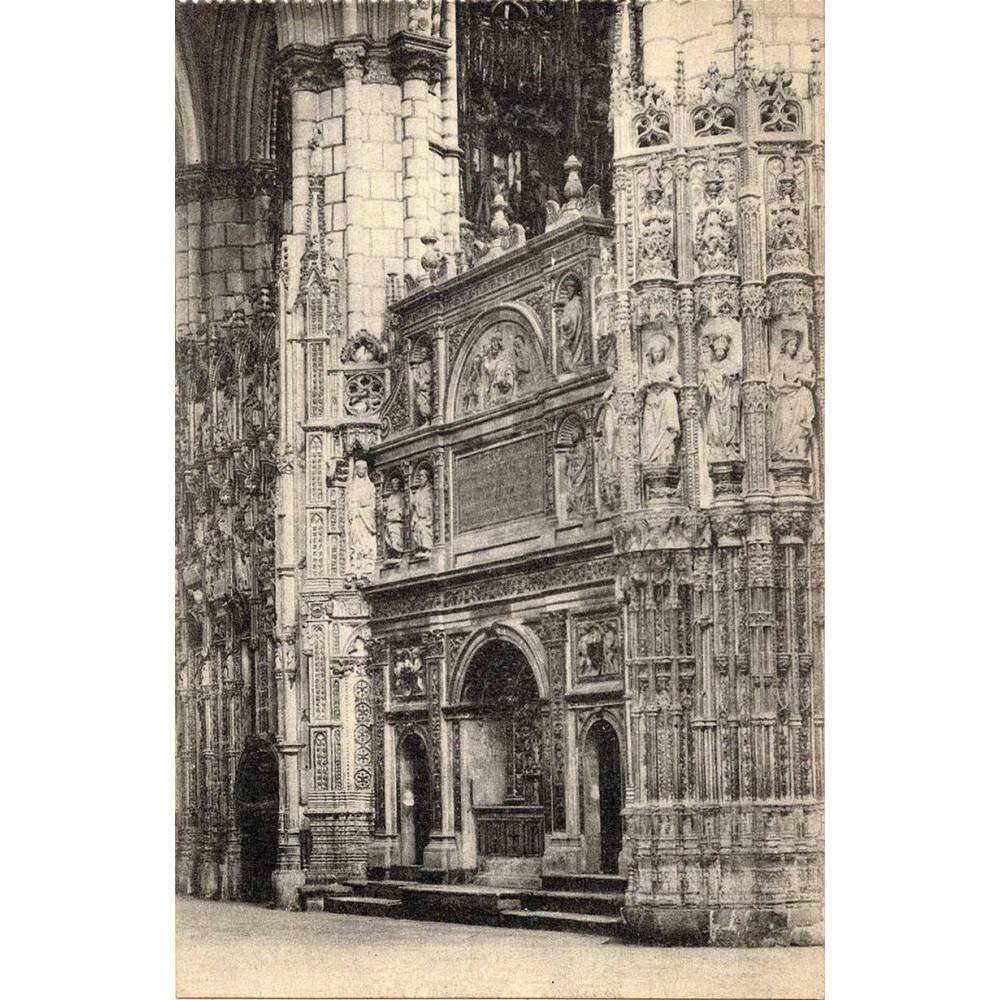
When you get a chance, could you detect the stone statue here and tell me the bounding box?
[596,396,621,511]
[769,327,816,461]
[412,355,433,424]
[640,332,682,466]
[346,459,376,576]
[564,431,590,519]
[410,468,434,554]
[511,332,534,392]
[383,475,406,557]
[558,276,586,374]
[699,332,742,460]
[461,350,486,414]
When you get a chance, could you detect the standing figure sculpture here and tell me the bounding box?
[558,276,586,374]
[409,468,434,554]
[769,327,816,461]
[639,332,682,466]
[699,332,743,460]
[383,475,406,558]
[346,459,377,577]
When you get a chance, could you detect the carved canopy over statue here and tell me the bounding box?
[451,308,546,419]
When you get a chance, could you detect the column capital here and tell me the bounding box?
[388,31,450,84]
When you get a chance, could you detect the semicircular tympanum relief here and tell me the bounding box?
[452,312,546,419]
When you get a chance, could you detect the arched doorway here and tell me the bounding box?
[234,738,279,903]
[456,638,547,881]
[397,732,432,867]
[582,719,623,874]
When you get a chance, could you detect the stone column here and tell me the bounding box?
[391,35,449,284]
[272,109,308,900]
[401,65,433,283]
[437,1,462,259]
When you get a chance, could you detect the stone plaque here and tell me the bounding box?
[455,434,546,533]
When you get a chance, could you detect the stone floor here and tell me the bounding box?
[176,896,824,999]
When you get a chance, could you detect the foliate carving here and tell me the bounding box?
[175,162,279,205]
[637,155,675,278]
[340,331,386,365]
[354,678,373,789]
[364,54,396,86]
[370,555,616,621]
[612,512,711,554]
[759,66,802,133]
[692,64,738,137]
[344,373,385,417]
[696,277,740,321]
[771,509,812,542]
[632,287,676,327]
[739,283,767,319]
[692,150,738,274]
[711,511,748,542]
[766,146,809,271]
[767,278,814,318]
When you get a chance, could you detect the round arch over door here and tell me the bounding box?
[397,731,433,868]
[581,718,624,874]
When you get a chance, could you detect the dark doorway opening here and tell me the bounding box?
[235,738,279,903]
[583,719,623,874]
[398,732,433,867]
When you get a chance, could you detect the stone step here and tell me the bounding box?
[398,883,524,923]
[502,909,625,937]
[342,878,411,900]
[323,895,404,918]
[541,873,628,894]
[388,865,422,882]
[520,889,623,917]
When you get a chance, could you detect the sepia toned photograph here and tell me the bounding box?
[174,1,825,996]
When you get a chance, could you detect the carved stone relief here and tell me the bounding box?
[691,151,738,275]
[574,612,622,682]
[636,155,675,279]
[455,318,544,417]
[766,146,809,272]
[391,646,427,701]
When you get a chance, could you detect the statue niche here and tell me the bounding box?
[698,318,743,462]
[451,309,546,419]
[555,273,588,375]
[769,324,816,463]
[639,325,682,468]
